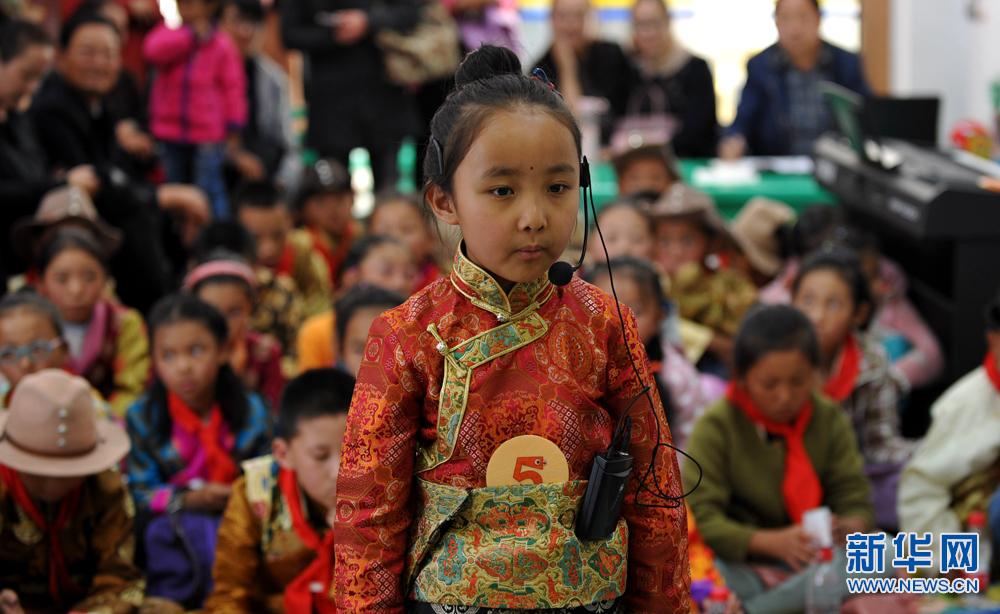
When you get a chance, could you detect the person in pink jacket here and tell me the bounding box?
[144,0,246,219]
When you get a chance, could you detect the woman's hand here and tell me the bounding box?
[116,120,156,159]
[334,10,369,45]
[231,149,266,182]
[67,165,101,196]
[157,183,210,245]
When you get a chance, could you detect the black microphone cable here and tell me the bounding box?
[583,165,703,509]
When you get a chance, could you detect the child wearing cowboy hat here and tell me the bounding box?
[0,369,143,613]
[650,184,757,376]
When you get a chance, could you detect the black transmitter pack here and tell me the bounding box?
[575,416,633,540]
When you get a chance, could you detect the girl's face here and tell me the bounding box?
[0,309,68,390]
[654,217,709,276]
[591,274,661,344]
[303,192,353,239]
[341,306,386,377]
[153,320,228,410]
[590,206,654,262]
[792,269,865,360]
[631,0,670,62]
[428,109,580,292]
[371,200,434,264]
[39,248,108,324]
[358,243,418,297]
[739,349,816,424]
[196,281,253,344]
[0,43,53,114]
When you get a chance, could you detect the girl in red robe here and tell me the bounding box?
[333,46,690,614]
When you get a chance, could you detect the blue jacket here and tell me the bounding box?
[125,391,273,513]
[728,41,871,156]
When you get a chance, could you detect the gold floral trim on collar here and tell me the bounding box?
[450,243,554,322]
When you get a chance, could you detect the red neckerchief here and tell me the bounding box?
[280,468,336,614]
[727,383,823,523]
[166,392,237,484]
[984,352,1000,393]
[275,244,296,278]
[823,334,862,402]
[0,465,83,605]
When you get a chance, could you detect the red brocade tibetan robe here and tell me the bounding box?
[334,248,690,613]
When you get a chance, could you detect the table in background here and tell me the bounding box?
[591,158,837,219]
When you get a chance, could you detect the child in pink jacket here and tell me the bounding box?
[144,0,246,219]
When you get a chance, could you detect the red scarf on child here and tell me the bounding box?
[823,334,862,402]
[167,392,238,484]
[275,244,296,279]
[0,465,82,605]
[727,383,823,523]
[280,468,336,614]
[984,352,1000,393]
[309,227,353,287]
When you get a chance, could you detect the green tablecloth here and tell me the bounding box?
[591,158,837,220]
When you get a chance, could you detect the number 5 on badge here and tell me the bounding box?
[486,435,569,487]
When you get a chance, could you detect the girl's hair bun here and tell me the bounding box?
[455,45,522,89]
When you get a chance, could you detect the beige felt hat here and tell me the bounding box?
[729,197,796,277]
[648,183,730,240]
[0,370,130,477]
[10,186,122,263]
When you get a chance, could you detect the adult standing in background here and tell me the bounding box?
[281,0,420,190]
[533,0,631,136]
[221,0,301,192]
[719,0,870,158]
[627,0,717,158]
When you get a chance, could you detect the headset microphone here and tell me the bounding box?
[547,157,592,287]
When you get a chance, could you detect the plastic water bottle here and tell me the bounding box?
[396,138,417,194]
[703,585,730,614]
[806,547,841,614]
[348,148,375,219]
[968,510,992,593]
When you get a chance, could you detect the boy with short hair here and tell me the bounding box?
[205,368,355,613]
[611,143,681,199]
[292,159,359,290]
[235,181,333,318]
[0,369,142,613]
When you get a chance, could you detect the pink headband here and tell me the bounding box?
[183,260,258,292]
